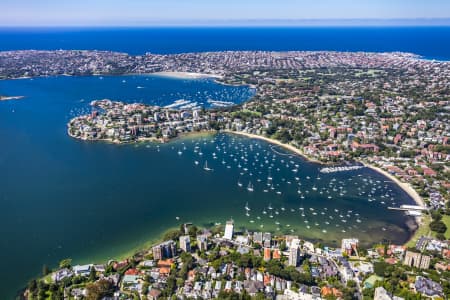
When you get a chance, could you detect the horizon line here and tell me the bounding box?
[2,18,450,28]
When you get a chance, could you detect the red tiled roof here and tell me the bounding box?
[125,268,139,275]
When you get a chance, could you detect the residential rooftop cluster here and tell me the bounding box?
[25,222,450,299]
[0,50,447,79]
[67,99,210,143]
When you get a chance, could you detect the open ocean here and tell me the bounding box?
[0,27,446,299]
[0,27,450,60]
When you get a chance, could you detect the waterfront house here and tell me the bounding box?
[73,264,92,276]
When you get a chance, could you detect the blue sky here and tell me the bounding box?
[1,0,450,26]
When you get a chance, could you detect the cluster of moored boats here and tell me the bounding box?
[165,134,404,235]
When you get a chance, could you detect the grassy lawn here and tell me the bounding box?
[406,214,432,248]
[442,215,450,239]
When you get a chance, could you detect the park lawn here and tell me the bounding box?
[442,215,450,239]
[406,214,432,248]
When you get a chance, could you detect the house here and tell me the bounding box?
[122,275,139,285]
[93,264,106,273]
[243,280,264,296]
[341,238,359,256]
[264,248,271,261]
[224,281,232,291]
[73,264,92,276]
[142,260,155,268]
[52,268,74,282]
[148,288,162,300]
[422,167,437,177]
[321,286,342,298]
[125,268,139,276]
[415,276,443,297]
[113,260,128,271]
[374,287,393,300]
[71,288,86,298]
[253,232,263,244]
[282,288,318,300]
[273,249,281,260]
[353,262,373,275]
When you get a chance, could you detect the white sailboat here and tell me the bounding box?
[203,161,212,171]
[247,182,254,192]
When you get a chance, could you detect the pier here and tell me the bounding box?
[388,205,427,216]
[319,165,364,174]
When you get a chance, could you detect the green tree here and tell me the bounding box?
[27,279,37,293]
[430,220,447,233]
[279,240,287,251]
[42,264,50,276]
[85,279,114,300]
[436,233,446,240]
[188,225,198,237]
[347,280,357,288]
[59,258,72,269]
[89,266,97,281]
[163,275,177,297]
[373,261,388,277]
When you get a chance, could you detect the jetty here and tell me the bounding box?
[319,165,364,174]
[388,204,428,216]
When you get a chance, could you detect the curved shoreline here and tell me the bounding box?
[224,130,425,245]
[224,130,424,207]
[223,130,326,165]
[362,163,425,207]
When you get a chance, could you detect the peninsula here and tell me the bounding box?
[1,50,449,300]
[45,49,446,240]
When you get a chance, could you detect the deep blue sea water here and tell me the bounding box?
[0,27,450,60]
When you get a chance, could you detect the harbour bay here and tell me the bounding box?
[0,75,417,298]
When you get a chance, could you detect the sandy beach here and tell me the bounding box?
[362,163,428,246]
[223,130,326,164]
[152,71,223,80]
[224,130,425,208]
[363,163,425,207]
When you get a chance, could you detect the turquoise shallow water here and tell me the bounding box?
[0,76,415,299]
